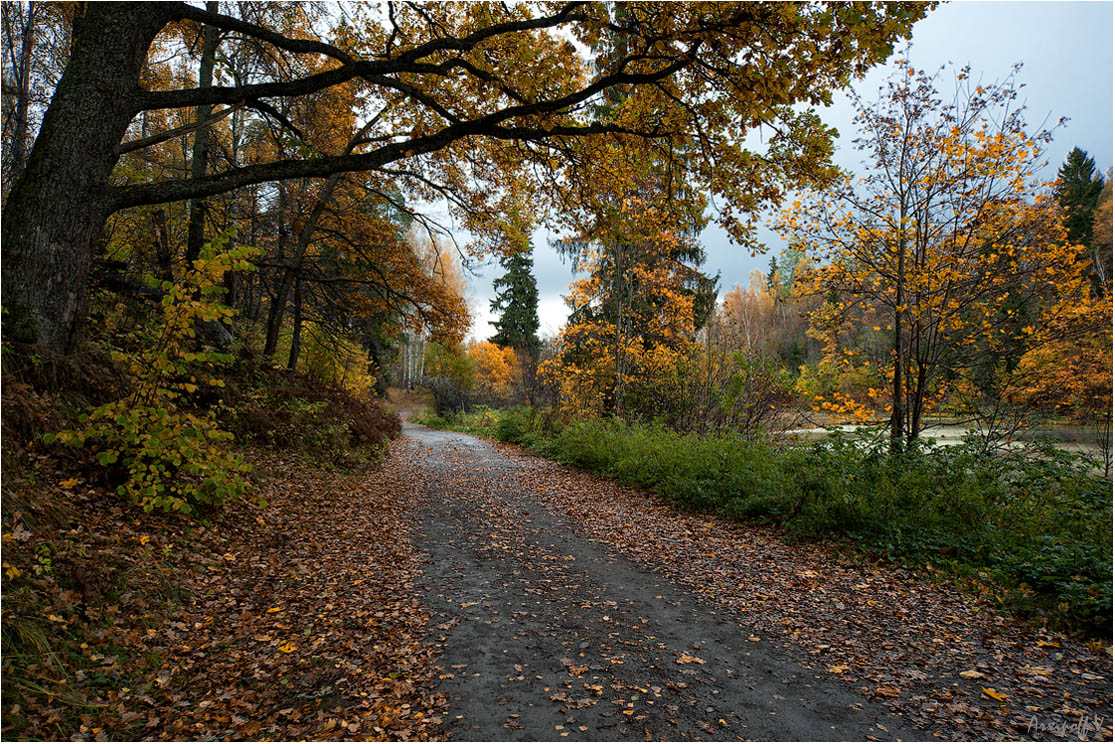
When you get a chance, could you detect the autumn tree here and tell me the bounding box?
[1007,166,1113,469]
[1,2,928,355]
[1008,302,1113,473]
[394,230,471,392]
[91,2,473,388]
[650,272,806,436]
[715,274,777,354]
[545,152,718,419]
[467,341,522,403]
[779,59,1093,448]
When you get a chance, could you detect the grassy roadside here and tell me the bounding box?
[415,406,1113,636]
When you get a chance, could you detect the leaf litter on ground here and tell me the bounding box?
[2,444,447,741]
[7,427,1111,742]
[489,440,1113,742]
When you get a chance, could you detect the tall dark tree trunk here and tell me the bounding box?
[287,277,303,371]
[263,275,289,358]
[245,185,260,321]
[151,209,174,281]
[184,0,219,266]
[263,184,289,357]
[265,264,295,358]
[365,336,390,397]
[1,3,167,354]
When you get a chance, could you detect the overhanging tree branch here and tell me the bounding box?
[112,53,693,211]
[117,102,245,155]
[143,1,591,111]
[175,2,356,64]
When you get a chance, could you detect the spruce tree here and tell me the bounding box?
[1055,147,1105,246]
[489,250,541,357]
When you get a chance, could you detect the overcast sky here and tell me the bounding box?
[460,1,1114,341]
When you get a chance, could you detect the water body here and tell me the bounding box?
[782,422,1109,459]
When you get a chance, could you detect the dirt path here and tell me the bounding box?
[406,423,919,741]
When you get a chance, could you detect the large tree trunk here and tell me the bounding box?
[1,3,167,354]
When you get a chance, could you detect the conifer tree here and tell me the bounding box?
[1055,147,1105,247]
[489,250,541,358]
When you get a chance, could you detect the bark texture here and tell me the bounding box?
[1,3,167,353]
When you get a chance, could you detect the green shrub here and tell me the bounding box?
[412,412,450,429]
[495,406,535,445]
[48,236,256,514]
[717,493,786,521]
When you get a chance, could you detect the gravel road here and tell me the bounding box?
[407,423,916,741]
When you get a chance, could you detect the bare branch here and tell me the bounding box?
[174,2,355,64]
[117,102,244,155]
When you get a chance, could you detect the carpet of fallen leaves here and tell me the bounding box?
[488,442,1113,742]
[5,422,1111,742]
[2,444,446,741]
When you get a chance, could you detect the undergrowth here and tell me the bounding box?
[1,296,400,738]
[422,406,1113,636]
[219,354,400,470]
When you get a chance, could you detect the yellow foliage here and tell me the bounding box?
[466,341,521,399]
[301,324,377,395]
[544,158,711,419]
[776,59,1096,432]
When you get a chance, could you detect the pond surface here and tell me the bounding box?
[783,422,1110,459]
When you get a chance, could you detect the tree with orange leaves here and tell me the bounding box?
[778,59,1095,449]
[467,341,521,403]
[544,142,718,419]
[1006,167,1113,471]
